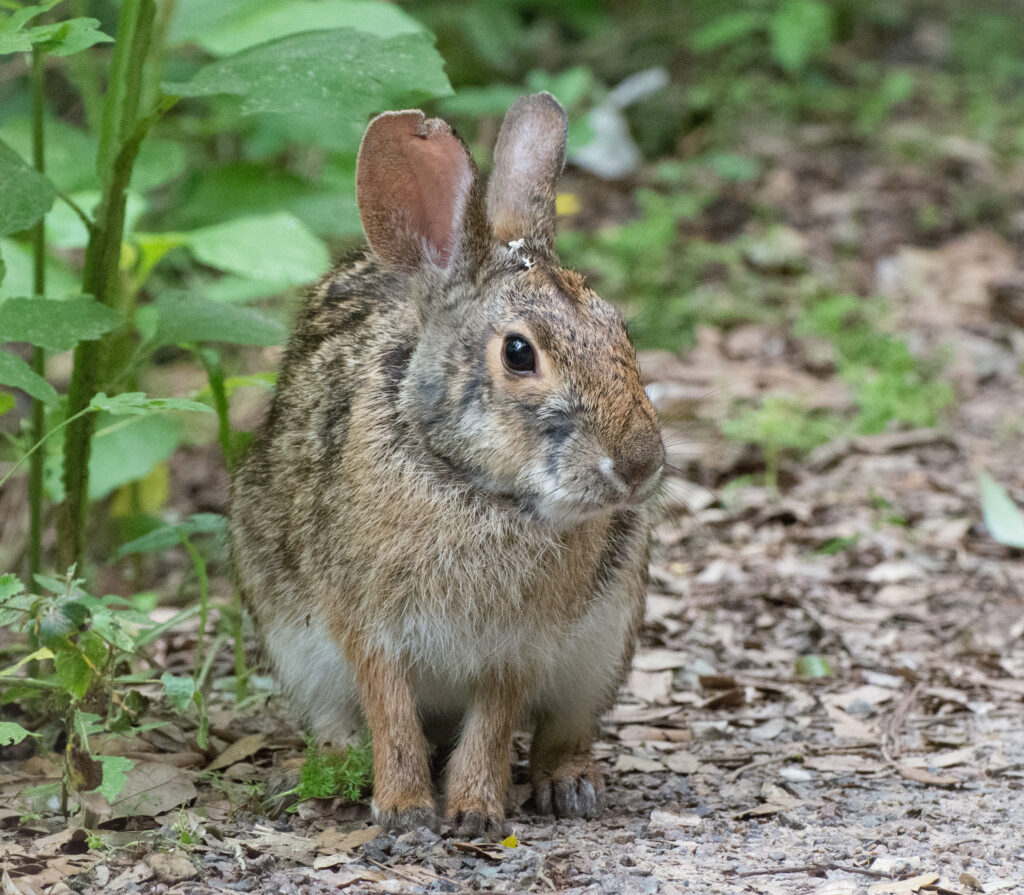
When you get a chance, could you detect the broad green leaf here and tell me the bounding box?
[0,296,123,350]
[172,0,424,57]
[22,17,113,56]
[0,237,80,300]
[153,293,286,347]
[54,643,95,699]
[769,0,833,74]
[0,140,57,236]
[88,392,213,416]
[182,212,328,286]
[95,755,133,801]
[132,139,189,193]
[166,29,452,148]
[0,2,111,57]
[0,0,62,54]
[161,672,196,713]
[117,512,227,557]
[978,471,1024,549]
[0,721,34,746]
[0,574,23,602]
[1,117,97,193]
[691,11,764,52]
[87,413,183,501]
[46,191,145,249]
[0,348,58,405]
[169,160,361,239]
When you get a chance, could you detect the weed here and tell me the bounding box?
[291,734,374,805]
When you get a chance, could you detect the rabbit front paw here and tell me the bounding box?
[373,799,440,834]
[446,806,509,839]
[532,756,605,818]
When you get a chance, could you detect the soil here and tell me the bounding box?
[3,126,1024,894]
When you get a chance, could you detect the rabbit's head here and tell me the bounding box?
[356,93,664,527]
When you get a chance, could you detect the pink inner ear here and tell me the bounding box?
[357,111,472,269]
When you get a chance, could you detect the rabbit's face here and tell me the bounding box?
[405,264,664,528]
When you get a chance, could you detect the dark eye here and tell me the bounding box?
[502,334,537,374]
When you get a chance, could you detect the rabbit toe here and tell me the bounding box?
[449,809,509,839]
[375,802,440,834]
[533,762,604,818]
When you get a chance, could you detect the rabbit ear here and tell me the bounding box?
[357,110,477,271]
[487,92,568,252]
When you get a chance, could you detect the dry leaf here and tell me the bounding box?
[315,825,383,854]
[615,754,666,774]
[664,751,698,774]
[627,669,674,704]
[205,733,268,772]
[896,765,959,787]
[145,850,196,883]
[77,760,197,820]
[867,872,940,894]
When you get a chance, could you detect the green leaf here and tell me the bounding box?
[152,293,286,347]
[88,392,213,416]
[691,11,764,52]
[769,0,833,74]
[95,755,133,801]
[0,721,35,746]
[161,672,196,713]
[23,17,114,57]
[0,574,24,602]
[117,513,227,557]
[0,296,123,350]
[166,29,453,149]
[0,139,57,236]
[795,655,833,678]
[180,212,329,286]
[0,117,97,194]
[54,643,94,699]
[46,190,145,249]
[0,0,61,55]
[86,412,183,501]
[0,392,14,416]
[978,471,1024,549]
[1,647,54,676]
[171,0,424,57]
[0,237,80,300]
[0,2,112,57]
[0,348,58,405]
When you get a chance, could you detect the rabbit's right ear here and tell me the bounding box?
[357,110,477,272]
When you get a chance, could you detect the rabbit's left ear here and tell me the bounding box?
[357,110,477,271]
[487,92,568,253]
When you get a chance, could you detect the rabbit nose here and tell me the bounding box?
[612,425,665,490]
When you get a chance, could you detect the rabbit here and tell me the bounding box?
[229,92,665,837]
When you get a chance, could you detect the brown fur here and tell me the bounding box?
[230,94,664,837]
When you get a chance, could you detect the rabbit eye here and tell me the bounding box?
[502,334,537,374]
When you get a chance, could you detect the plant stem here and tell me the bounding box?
[232,588,247,704]
[28,46,47,583]
[180,536,208,680]
[198,349,235,472]
[58,0,158,571]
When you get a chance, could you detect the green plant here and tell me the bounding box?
[0,569,202,812]
[722,394,840,490]
[291,734,374,806]
[796,293,953,434]
[1,0,453,579]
